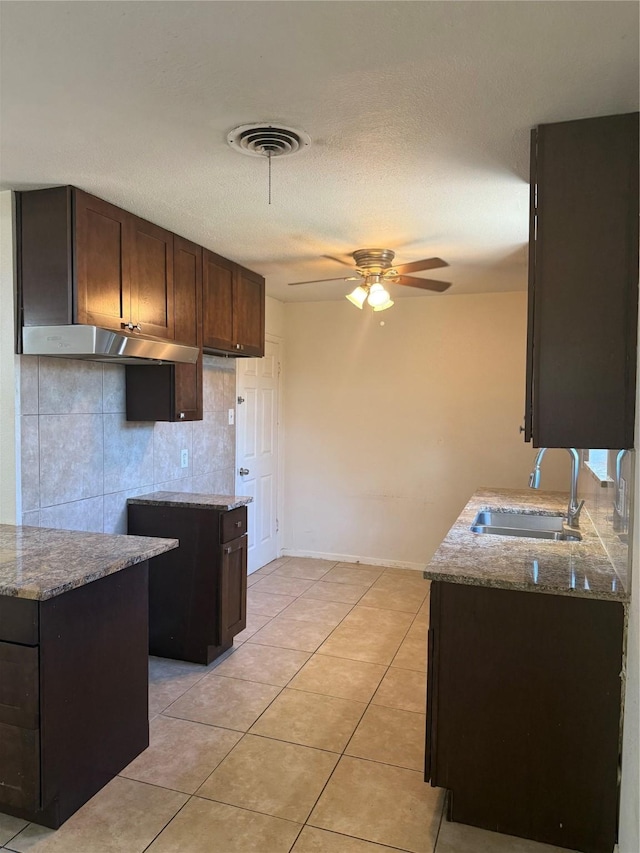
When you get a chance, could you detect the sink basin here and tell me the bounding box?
[471,510,581,542]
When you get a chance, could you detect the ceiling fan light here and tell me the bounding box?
[367,283,390,307]
[373,298,394,312]
[346,286,368,308]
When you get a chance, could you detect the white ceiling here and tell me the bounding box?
[1,1,638,303]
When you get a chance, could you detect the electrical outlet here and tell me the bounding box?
[180,449,189,468]
[228,408,235,425]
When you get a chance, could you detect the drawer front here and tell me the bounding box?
[0,598,39,645]
[0,720,40,810]
[0,642,39,728]
[220,507,247,543]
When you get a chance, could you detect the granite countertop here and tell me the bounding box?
[423,487,627,602]
[0,524,178,601]
[127,491,253,511]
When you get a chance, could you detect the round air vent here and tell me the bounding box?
[227,123,311,158]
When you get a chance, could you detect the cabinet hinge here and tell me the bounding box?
[276,518,279,533]
[277,361,281,377]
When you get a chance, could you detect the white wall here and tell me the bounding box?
[0,191,18,524]
[283,291,569,568]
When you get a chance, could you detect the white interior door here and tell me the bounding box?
[235,339,280,573]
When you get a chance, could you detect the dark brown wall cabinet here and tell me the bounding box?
[19,187,176,340]
[127,503,248,664]
[526,112,639,449]
[426,581,624,853]
[0,565,149,829]
[126,236,203,422]
[17,185,267,422]
[203,249,265,357]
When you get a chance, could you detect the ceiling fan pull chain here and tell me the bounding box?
[268,149,272,205]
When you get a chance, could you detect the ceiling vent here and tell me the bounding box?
[227,123,311,158]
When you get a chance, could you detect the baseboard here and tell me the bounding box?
[280,548,426,572]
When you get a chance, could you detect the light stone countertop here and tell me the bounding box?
[127,491,253,510]
[423,487,628,602]
[0,524,178,601]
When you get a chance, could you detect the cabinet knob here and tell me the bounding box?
[224,546,231,554]
[121,321,135,331]
[179,412,185,419]
[519,425,525,434]
[236,343,241,350]
[135,323,142,332]
[235,521,242,528]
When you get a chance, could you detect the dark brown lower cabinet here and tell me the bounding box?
[426,581,624,853]
[127,503,247,664]
[0,563,149,829]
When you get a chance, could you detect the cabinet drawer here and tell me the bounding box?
[0,598,39,645]
[220,507,247,543]
[0,643,39,729]
[0,720,40,810]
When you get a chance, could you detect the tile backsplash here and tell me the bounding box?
[579,449,633,593]
[19,354,237,534]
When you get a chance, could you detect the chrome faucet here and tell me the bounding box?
[529,448,585,529]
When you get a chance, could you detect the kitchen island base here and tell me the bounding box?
[426,580,624,853]
[0,562,150,829]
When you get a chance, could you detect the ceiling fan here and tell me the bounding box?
[288,248,451,312]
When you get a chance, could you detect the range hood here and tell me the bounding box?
[22,325,199,365]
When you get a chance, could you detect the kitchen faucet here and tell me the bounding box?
[529,448,585,529]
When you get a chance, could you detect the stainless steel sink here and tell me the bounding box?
[471,510,582,541]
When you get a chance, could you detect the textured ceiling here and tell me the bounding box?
[1,1,638,302]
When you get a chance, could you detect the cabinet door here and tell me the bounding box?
[74,189,131,332]
[174,236,203,420]
[527,112,639,449]
[0,722,40,811]
[219,536,247,646]
[130,216,175,339]
[233,267,265,357]
[203,250,235,352]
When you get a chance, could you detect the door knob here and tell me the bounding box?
[237,396,245,404]
[239,468,250,476]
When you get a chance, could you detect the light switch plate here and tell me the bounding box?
[180,449,189,468]
[228,409,235,425]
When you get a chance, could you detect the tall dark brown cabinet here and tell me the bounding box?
[525,112,639,449]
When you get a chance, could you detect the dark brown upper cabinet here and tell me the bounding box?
[74,189,131,331]
[525,112,639,449]
[19,186,176,341]
[125,235,203,422]
[203,249,265,357]
[129,216,174,339]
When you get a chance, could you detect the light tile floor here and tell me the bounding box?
[1,557,572,853]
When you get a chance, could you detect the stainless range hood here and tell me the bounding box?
[22,325,199,365]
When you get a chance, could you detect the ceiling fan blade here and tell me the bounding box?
[393,275,451,292]
[394,257,449,275]
[288,276,360,286]
[322,254,353,268]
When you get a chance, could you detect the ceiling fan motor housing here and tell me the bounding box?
[352,248,396,273]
